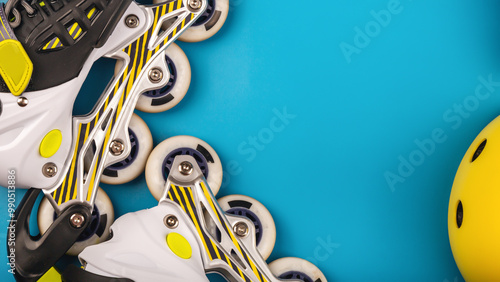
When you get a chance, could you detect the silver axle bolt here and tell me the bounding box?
[179,161,193,176]
[233,222,249,238]
[70,213,85,229]
[42,163,58,178]
[164,215,179,229]
[148,68,163,83]
[125,15,139,28]
[188,0,202,10]
[110,140,125,156]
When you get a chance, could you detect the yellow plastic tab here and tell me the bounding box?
[37,267,61,282]
[0,39,33,96]
[40,130,63,158]
[166,232,192,259]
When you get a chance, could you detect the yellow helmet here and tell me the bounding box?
[448,116,500,281]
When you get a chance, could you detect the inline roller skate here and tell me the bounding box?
[61,136,328,282]
[0,0,228,280]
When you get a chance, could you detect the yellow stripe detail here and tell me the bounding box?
[169,2,174,13]
[73,28,83,40]
[172,186,213,260]
[68,22,79,37]
[146,46,153,62]
[86,114,101,201]
[104,96,110,111]
[184,187,223,260]
[87,113,110,201]
[201,182,224,229]
[114,71,122,93]
[162,3,167,19]
[74,123,91,201]
[59,124,82,205]
[64,178,71,202]
[151,6,161,39]
[177,0,182,10]
[200,182,246,279]
[136,32,149,76]
[57,183,63,204]
[124,36,141,101]
[51,38,60,49]
[217,199,261,279]
[246,254,263,282]
[93,108,101,130]
[87,7,96,19]
[145,7,161,60]
[43,41,51,50]
[202,180,245,257]
[147,6,161,58]
[86,152,100,201]
[116,72,129,115]
[198,182,245,278]
[0,15,12,39]
[60,178,67,202]
[0,22,6,40]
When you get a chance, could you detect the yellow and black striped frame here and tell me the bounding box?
[44,0,205,212]
[163,155,288,282]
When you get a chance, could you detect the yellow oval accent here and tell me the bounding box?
[166,232,192,259]
[40,130,62,158]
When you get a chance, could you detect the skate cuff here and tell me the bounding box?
[0,6,33,96]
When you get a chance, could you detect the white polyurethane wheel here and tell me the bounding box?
[217,194,276,260]
[101,114,153,185]
[269,257,328,282]
[115,43,191,113]
[38,188,114,256]
[146,135,223,201]
[154,0,229,42]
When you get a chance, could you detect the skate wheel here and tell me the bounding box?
[154,0,229,42]
[268,257,328,282]
[217,195,276,260]
[115,43,191,113]
[38,188,114,256]
[101,114,153,185]
[146,135,223,201]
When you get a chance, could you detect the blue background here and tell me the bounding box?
[3,0,500,281]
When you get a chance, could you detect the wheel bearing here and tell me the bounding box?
[187,0,202,10]
[233,222,249,238]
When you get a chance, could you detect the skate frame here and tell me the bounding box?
[43,0,207,213]
[162,155,301,282]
